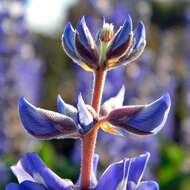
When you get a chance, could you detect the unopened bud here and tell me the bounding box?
[100,23,114,42]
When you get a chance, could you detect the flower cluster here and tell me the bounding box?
[62,16,146,71]
[18,86,170,139]
[6,15,171,190]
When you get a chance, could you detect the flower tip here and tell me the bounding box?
[19,97,32,111]
[63,22,74,37]
[162,93,171,108]
[57,94,65,113]
[124,14,132,30]
[143,152,151,160]
[77,16,87,29]
[139,21,146,39]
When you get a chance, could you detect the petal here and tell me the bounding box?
[96,158,131,190]
[11,161,35,183]
[20,181,48,190]
[76,16,96,49]
[127,153,150,188]
[57,95,77,120]
[19,97,79,139]
[101,85,125,116]
[132,21,146,51]
[5,183,20,190]
[109,15,132,50]
[12,152,73,190]
[136,181,159,190]
[118,22,146,66]
[75,32,99,70]
[75,17,99,70]
[107,94,171,135]
[62,22,79,62]
[77,94,94,134]
[106,15,133,66]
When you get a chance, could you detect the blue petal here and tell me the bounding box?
[20,181,47,190]
[96,158,130,190]
[57,95,77,120]
[107,94,171,135]
[77,94,94,134]
[76,16,95,49]
[127,153,150,188]
[127,93,171,134]
[5,183,20,190]
[62,22,79,62]
[110,15,132,50]
[12,152,73,190]
[136,181,159,190]
[133,21,146,51]
[19,97,78,139]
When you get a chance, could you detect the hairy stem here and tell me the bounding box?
[80,68,107,189]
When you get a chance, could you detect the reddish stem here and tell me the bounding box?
[80,68,107,189]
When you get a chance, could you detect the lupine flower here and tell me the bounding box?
[19,94,96,139]
[62,15,146,71]
[19,86,171,139]
[6,152,158,190]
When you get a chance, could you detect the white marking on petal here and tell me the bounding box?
[11,161,35,183]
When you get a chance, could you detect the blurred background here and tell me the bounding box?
[0,0,190,189]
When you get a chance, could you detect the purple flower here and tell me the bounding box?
[19,94,96,139]
[62,16,146,71]
[6,152,158,190]
[99,87,171,136]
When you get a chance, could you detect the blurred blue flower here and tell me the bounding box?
[6,152,158,190]
[62,15,146,71]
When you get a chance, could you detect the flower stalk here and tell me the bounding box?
[80,68,107,189]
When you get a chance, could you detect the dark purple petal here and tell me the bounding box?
[20,181,48,190]
[96,158,130,190]
[57,95,77,120]
[101,85,125,116]
[12,152,73,190]
[77,94,94,134]
[62,22,79,62]
[5,183,20,190]
[136,181,159,190]
[75,32,99,70]
[19,97,79,139]
[107,94,171,135]
[127,152,150,188]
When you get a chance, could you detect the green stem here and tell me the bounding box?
[80,68,107,189]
